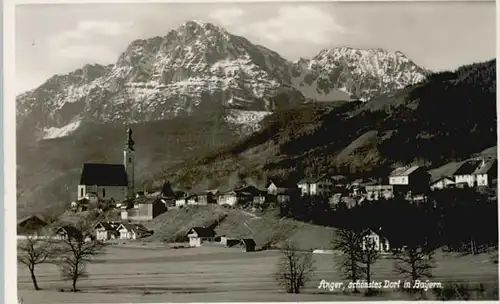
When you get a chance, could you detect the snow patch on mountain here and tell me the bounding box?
[43,120,82,140]
[225,109,271,133]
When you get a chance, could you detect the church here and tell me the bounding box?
[77,128,136,203]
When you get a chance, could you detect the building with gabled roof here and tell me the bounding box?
[122,196,167,221]
[94,221,121,241]
[454,159,497,188]
[430,176,455,191]
[297,174,334,196]
[266,178,299,196]
[77,128,136,204]
[116,223,151,240]
[389,165,431,194]
[55,225,83,241]
[17,215,48,235]
[186,226,216,247]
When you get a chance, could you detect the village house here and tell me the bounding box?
[175,197,187,207]
[186,227,216,247]
[453,159,497,188]
[389,165,431,194]
[55,225,84,241]
[365,185,394,201]
[218,185,266,206]
[218,190,239,206]
[217,235,241,247]
[177,190,218,207]
[474,159,497,186]
[122,196,167,221]
[297,175,334,196]
[17,215,48,236]
[77,128,136,204]
[362,230,390,253]
[116,223,151,240]
[430,176,456,191]
[267,179,298,195]
[454,160,483,188]
[94,221,121,241]
[239,238,257,252]
[266,179,299,203]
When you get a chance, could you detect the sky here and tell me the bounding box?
[15,1,496,94]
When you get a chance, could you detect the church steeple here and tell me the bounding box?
[124,128,135,199]
[125,128,135,151]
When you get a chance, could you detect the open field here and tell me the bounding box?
[18,243,498,303]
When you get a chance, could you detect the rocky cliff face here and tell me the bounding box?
[16,21,427,140]
[291,47,428,102]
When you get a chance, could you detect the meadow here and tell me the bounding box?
[17,243,498,303]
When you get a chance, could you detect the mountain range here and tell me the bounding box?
[16,20,427,142]
[16,20,494,219]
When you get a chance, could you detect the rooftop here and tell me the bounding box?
[390,165,421,177]
[454,160,483,175]
[79,163,128,186]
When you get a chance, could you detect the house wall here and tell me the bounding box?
[298,183,309,195]
[128,202,167,221]
[476,174,489,186]
[309,179,333,196]
[175,199,186,207]
[389,176,409,185]
[431,179,455,190]
[455,174,475,187]
[119,229,136,240]
[95,229,108,241]
[220,236,228,245]
[268,184,278,195]
[218,195,238,206]
[78,185,127,202]
[365,185,394,201]
[189,237,201,247]
[363,233,390,252]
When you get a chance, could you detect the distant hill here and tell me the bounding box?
[166,59,496,188]
[142,205,336,251]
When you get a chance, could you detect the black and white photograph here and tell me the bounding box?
[10,0,498,303]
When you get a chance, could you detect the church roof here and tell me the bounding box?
[79,163,128,186]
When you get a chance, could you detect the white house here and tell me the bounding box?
[55,225,83,241]
[116,223,150,240]
[389,165,431,194]
[94,221,121,241]
[430,176,455,191]
[186,227,216,247]
[218,191,238,206]
[472,159,497,187]
[362,230,390,253]
[267,179,298,195]
[453,159,497,188]
[175,198,187,207]
[77,128,136,203]
[365,185,394,201]
[297,175,334,196]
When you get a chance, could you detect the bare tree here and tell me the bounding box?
[393,245,435,284]
[275,241,315,294]
[17,231,55,290]
[55,228,105,292]
[331,228,364,293]
[356,231,380,296]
